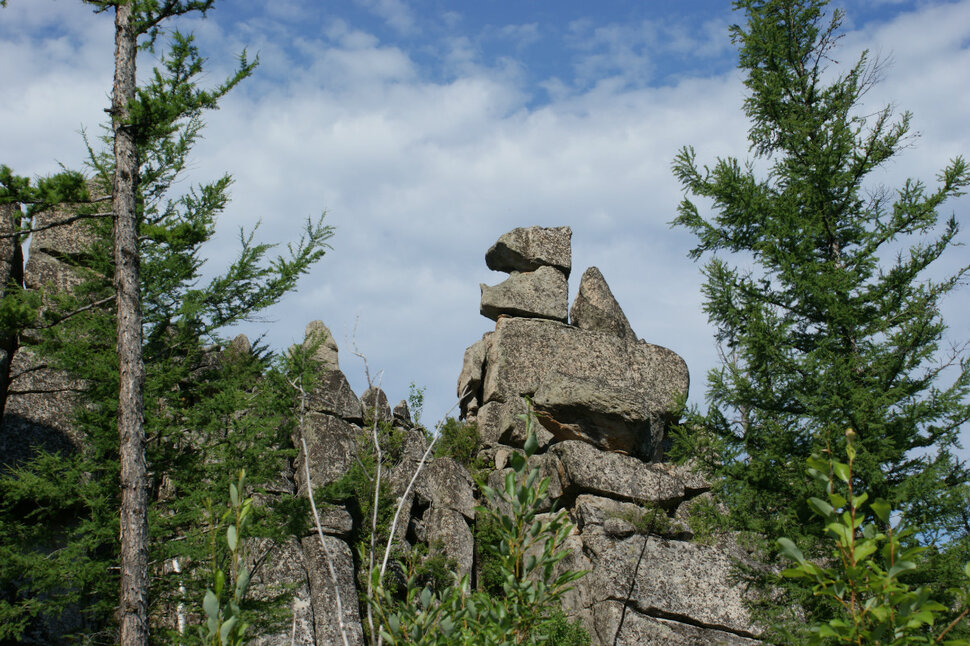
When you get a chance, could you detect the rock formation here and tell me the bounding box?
[1,220,762,645]
[458,225,761,645]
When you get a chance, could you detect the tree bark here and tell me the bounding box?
[111,2,148,645]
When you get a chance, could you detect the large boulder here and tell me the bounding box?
[247,538,316,646]
[307,368,363,422]
[592,601,761,646]
[480,265,568,323]
[414,457,476,520]
[481,318,688,459]
[485,226,572,277]
[586,535,757,636]
[475,399,554,449]
[550,441,686,507]
[457,332,492,417]
[569,267,636,341]
[422,507,475,577]
[294,413,358,495]
[361,386,393,424]
[301,535,365,646]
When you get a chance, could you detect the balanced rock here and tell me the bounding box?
[570,267,636,340]
[481,317,688,459]
[485,226,572,277]
[480,265,568,322]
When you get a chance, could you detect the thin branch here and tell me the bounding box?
[0,212,112,239]
[28,295,115,331]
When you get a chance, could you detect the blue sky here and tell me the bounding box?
[1,0,969,439]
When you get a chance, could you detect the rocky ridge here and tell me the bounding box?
[0,218,762,645]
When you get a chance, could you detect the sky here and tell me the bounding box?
[1,0,969,437]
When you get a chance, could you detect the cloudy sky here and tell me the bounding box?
[1,0,968,433]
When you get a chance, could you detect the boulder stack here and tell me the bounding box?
[455,226,762,645]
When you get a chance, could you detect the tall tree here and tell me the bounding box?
[0,3,332,643]
[672,0,970,621]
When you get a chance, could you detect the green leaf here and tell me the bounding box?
[509,451,526,473]
[227,525,238,552]
[229,483,239,507]
[777,537,806,564]
[203,589,220,621]
[832,461,851,484]
[871,498,892,524]
[523,431,538,457]
[235,566,250,600]
[220,615,238,644]
[808,497,834,518]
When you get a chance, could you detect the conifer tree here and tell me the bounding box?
[672,0,970,616]
[0,3,332,643]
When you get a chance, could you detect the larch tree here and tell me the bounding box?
[672,0,970,626]
[0,2,333,643]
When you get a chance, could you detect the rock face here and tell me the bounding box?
[4,221,762,646]
[453,226,761,645]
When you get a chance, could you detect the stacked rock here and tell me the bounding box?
[457,226,763,645]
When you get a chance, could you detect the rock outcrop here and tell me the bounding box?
[2,220,762,646]
[453,226,760,645]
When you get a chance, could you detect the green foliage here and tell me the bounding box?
[369,403,588,646]
[671,0,970,626]
[408,382,426,427]
[433,417,481,469]
[779,434,970,645]
[198,471,253,646]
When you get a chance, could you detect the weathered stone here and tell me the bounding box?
[228,333,252,356]
[23,250,87,293]
[29,188,102,258]
[316,505,355,537]
[593,601,761,646]
[475,399,554,450]
[1,348,84,469]
[482,318,688,459]
[550,441,685,507]
[247,538,315,646]
[393,400,412,426]
[570,266,636,340]
[588,535,757,635]
[457,332,491,418]
[360,386,392,424]
[414,457,476,520]
[423,507,474,577]
[575,494,692,542]
[304,320,340,369]
[294,413,358,495]
[301,535,365,646]
[486,225,572,277]
[307,368,363,422]
[480,266,568,323]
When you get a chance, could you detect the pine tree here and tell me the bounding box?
[0,5,332,643]
[671,0,970,625]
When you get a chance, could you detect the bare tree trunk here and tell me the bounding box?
[111,2,148,645]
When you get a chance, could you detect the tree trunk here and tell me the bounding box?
[111,2,148,645]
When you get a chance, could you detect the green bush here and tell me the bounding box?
[779,431,970,645]
[368,403,589,645]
